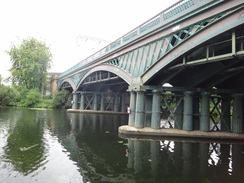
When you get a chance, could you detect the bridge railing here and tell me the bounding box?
[59,0,224,79]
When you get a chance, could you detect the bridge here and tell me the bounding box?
[58,0,244,135]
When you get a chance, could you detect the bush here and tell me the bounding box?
[51,90,72,108]
[17,87,42,107]
[0,85,19,106]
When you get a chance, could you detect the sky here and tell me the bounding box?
[0,0,179,83]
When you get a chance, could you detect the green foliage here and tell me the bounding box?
[6,37,52,91]
[25,88,42,107]
[0,84,19,106]
[51,90,72,108]
[17,87,41,107]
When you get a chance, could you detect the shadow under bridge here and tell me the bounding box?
[71,69,130,113]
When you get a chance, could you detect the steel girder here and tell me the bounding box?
[105,7,238,81]
[142,7,244,87]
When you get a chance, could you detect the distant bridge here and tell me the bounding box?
[58,0,244,134]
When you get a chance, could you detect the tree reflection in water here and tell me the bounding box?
[2,109,47,176]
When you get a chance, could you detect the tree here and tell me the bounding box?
[6,37,52,91]
[52,89,72,108]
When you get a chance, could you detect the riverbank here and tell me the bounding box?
[119,125,244,141]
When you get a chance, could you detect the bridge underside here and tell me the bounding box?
[77,71,128,93]
[147,25,244,91]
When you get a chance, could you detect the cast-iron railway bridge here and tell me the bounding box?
[58,0,244,134]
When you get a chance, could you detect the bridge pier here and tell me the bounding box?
[135,91,145,128]
[128,91,136,126]
[151,90,161,129]
[72,92,78,109]
[121,85,244,138]
[80,92,85,110]
[183,91,193,131]
[69,91,129,114]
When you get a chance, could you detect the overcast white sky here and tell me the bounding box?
[0,0,178,82]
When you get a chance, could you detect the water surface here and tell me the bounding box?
[0,108,243,183]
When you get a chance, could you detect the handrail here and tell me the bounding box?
[58,0,223,79]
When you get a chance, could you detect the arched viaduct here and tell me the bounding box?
[58,0,244,135]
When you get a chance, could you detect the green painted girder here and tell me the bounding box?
[105,10,231,78]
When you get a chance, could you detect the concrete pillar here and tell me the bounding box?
[80,92,85,110]
[72,92,78,109]
[200,92,210,132]
[221,95,231,131]
[92,93,98,110]
[232,94,243,133]
[128,91,136,126]
[151,90,161,129]
[175,96,183,129]
[183,91,193,131]
[145,95,152,127]
[135,91,145,128]
[100,93,105,111]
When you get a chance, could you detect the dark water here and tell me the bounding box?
[0,108,244,183]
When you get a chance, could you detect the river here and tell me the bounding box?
[0,108,243,183]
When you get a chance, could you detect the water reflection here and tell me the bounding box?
[0,108,244,183]
[125,140,244,183]
[1,108,47,176]
[66,112,244,183]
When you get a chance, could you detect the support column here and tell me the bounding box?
[72,92,78,109]
[175,96,183,129]
[193,96,200,130]
[145,95,152,127]
[183,91,193,131]
[92,93,98,110]
[151,90,161,129]
[128,91,136,126]
[221,95,231,131]
[121,94,126,112]
[79,92,85,110]
[135,91,145,128]
[232,94,243,133]
[200,92,210,132]
[100,93,105,111]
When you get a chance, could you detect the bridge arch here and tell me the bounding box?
[58,78,77,92]
[77,64,133,90]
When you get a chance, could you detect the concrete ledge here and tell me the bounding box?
[67,109,128,115]
[118,125,244,141]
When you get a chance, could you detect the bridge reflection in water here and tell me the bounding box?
[65,112,244,183]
